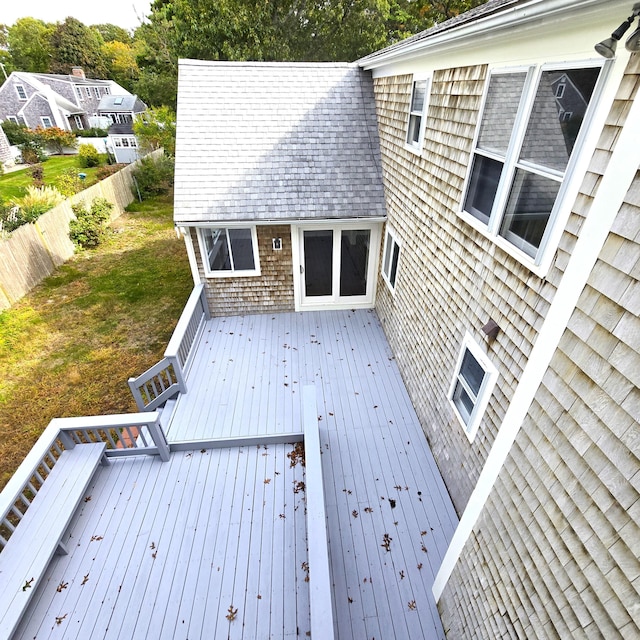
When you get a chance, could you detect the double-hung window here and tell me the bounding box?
[449,333,498,442]
[381,229,400,292]
[406,78,430,150]
[463,64,602,264]
[40,116,53,129]
[198,227,260,277]
[15,84,27,100]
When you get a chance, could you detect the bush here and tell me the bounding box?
[1,121,31,146]
[69,197,113,248]
[35,126,77,154]
[27,163,44,188]
[131,155,174,200]
[19,139,47,164]
[76,127,108,138]
[56,168,84,197]
[6,186,64,230]
[96,164,126,180]
[77,143,101,168]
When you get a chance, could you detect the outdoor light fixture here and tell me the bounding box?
[481,319,500,340]
[595,3,640,58]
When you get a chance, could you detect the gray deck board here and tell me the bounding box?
[13,309,456,640]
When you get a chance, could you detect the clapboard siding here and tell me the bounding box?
[438,54,640,640]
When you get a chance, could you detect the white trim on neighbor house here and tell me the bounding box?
[381,227,401,293]
[405,76,431,154]
[432,58,640,603]
[291,220,381,312]
[179,227,203,286]
[459,58,609,277]
[196,226,261,278]
[448,332,498,443]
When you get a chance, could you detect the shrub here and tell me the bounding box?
[19,139,47,164]
[69,197,113,248]
[56,168,84,197]
[0,199,20,234]
[7,186,64,229]
[1,121,31,146]
[27,163,44,188]
[35,126,77,154]
[96,164,126,180]
[76,127,108,138]
[77,143,101,168]
[131,155,174,200]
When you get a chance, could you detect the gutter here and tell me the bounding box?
[359,0,624,69]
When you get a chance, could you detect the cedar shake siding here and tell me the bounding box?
[192,225,295,317]
[437,55,640,640]
[373,66,562,512]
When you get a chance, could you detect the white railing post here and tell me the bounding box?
[57,430,76,450]
[147,415,170,462]
[167,355,187,394]
[127,377,147,411]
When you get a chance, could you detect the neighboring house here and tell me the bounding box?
[98,94,147,163]
[0,68,129,132]
[0,125,11,167]
[172,0,639,638]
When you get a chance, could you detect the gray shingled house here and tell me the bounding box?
[98,94,148,163]
[0,69,129,132]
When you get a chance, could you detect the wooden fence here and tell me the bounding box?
[0,150,162,310]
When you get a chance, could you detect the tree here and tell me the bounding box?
[7,18,54,72]
[34,126,78,154]
[93,23,132,45]
[133,105,176,155]
[49,17,108,77]
[102,40,139,91]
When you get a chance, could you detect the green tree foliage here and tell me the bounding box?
[93,23,133,45]
[7,18,54,72]
[131,154,175,199]
[34,126,78,154]
[69,197,113,248]
[102,40,140,91]
[132,106,176,156]
[49,17,108,77]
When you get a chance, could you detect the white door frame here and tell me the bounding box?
[291,220,382,312]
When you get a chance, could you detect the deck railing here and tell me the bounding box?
[128,284,209,411]
[0,411,168,551]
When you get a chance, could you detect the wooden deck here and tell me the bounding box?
[14,309,457,639]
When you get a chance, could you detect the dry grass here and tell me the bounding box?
[0,194,193,489]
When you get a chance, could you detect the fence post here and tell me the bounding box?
[147,416,170,461]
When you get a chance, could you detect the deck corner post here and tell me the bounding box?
[148,416,170,462]
[58,429,76,450]
[198,283,211,320]
[128,377,146,412]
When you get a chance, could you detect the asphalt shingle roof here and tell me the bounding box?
[173,61,386,224]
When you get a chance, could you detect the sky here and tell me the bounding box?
[1,0,153,31]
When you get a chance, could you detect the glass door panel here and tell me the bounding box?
[303,230,333,297]
[339,229,370,296]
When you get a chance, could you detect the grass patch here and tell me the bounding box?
[0,194,192,489]
[0,156,105,201]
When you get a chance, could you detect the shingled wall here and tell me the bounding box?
[438,55,640,639]
[191,225,295,317]
[373,65,572,513]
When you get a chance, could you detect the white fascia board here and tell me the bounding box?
[360,0,629,71]
[432,74,640,603]
[178,217,387,228]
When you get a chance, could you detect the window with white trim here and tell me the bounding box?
[462,64,602,263]
[85,87,92,97]
[406,78,430,150]
[6,116,18,124]
[94,87,101,98]
[197,227,261,277]
[15,84,27,100]
[381,229,400,292]
[40,116,53,128]
[449,333,498,442]
[75,86,84,101]
[73,115,84,129]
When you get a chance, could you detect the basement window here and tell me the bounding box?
[197,227,261,277]
[449,333,498,442]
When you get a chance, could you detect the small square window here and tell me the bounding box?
[40,116,53,129]
[381,229,400,292]
[15,84,27,100]
[406,79,430,150]
[122,138,130,147]
[449,333,498,442]
[197,227,261,277]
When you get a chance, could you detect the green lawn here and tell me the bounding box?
[0,194,193,489]
[0,155,105,201]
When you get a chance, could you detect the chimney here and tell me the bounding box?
[71,67,85,79]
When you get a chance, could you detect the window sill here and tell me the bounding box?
[204,270,261,279]
[404,142,423,157]
[457,209,552,279]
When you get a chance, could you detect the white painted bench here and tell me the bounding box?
[0,442,107,640]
